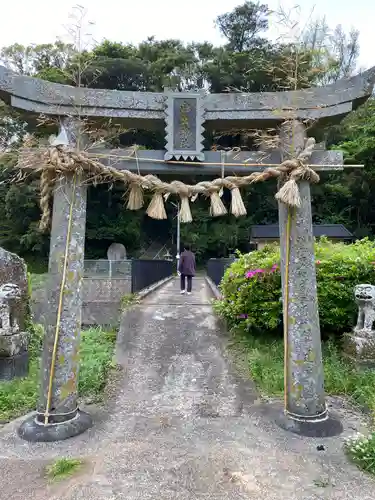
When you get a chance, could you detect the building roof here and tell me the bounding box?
[251,224,354,240]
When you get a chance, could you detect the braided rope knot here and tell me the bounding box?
[275,137,319,208]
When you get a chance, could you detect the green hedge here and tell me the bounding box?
[214,238,375,337]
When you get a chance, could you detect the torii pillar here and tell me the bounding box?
[276,120,343,437]
[19,118,92,441]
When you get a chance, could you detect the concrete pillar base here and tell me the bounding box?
[275,408,343,438]
[18,409,92,442]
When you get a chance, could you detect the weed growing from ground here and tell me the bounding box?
[46,458,83,481]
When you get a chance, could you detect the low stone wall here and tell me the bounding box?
[32,258,173,327]
[32,277,131,327]
[81,278,131,326]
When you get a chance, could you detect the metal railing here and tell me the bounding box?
[83,259,173,292]
[206,258,236,287]
[131,259,173,293]
[83,260,132,278]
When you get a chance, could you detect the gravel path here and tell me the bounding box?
[0,277,373,499]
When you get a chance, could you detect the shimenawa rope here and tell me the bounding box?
[18,136,318,231]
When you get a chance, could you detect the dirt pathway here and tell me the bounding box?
[0,278,373,499]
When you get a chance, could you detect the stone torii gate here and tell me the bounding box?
[0,65,374,442]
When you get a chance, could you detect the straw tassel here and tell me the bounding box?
[209,190,227,217]
[146,191,167,219]
[126,183,144,210]
[275,179,301,208]
[179,195,193,223]
[168,180,193,223]
[230,187,247,217]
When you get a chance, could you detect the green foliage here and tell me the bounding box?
[215,238,375,337]
[214,243,282,333]
[46,458,83,481]
[231,331,375,412]
[26,280,44,357]
[28,323,45,357]
[0,158,49,257]
[345,433,375,476]
[0,326,116,423]
[121,293,139,310]
[86,185,145,257]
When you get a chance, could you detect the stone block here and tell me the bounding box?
[345,284,375,368]
[0,247,29,332]
[0,247,30,380]
[0,350,29,381]
[344,330,375,369]
[0,331,28,356]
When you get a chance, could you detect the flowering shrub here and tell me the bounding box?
[345,432,375,475]
[214,238,375,337]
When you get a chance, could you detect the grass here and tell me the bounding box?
[0,359,40,423]
[78,327,117,398]
[121,293,140,310]
[0,326,117,423]
[46,458,83,481]
[231,332,375,414]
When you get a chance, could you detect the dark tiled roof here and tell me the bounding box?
[251,224,353,240]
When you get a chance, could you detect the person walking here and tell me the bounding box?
[178,244,196,295]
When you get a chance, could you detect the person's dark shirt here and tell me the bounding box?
[178,250,196,276]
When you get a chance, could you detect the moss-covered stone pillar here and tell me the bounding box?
[19,117,92,442]
[277,120,341,437]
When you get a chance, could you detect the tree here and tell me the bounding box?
[0,41,75,83]
[302,17,360,85]
[0,102,26,151]
[215,1,269,52]
[85,38,204,92]
[326,99,375,236]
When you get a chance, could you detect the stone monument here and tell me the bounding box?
[107,243,127,278]
[107,242,127,261]
[345,284,375,367]
[0,62,373,441]
[0,247,29,380]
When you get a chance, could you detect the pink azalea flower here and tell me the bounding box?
[246,271,256,278]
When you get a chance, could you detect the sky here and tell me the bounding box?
[1,0,373,71]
